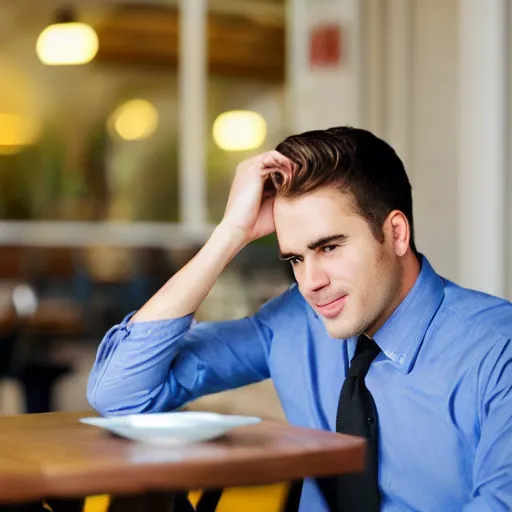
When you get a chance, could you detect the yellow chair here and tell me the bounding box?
[84,484,288,512]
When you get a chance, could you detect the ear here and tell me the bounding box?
[387,210,410,257]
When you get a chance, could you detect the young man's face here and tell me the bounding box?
[274,186,403,339]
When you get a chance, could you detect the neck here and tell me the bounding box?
[400,250,422,298]
[366,250,421,338]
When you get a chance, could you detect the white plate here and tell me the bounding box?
[80,411,261,445]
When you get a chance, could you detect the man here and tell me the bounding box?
[88,127,512,511]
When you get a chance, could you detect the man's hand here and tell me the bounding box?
[131,150,294,322]
[221,151,294,244]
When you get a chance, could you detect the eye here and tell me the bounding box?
[322,245,338,254]
[290,256,303,266]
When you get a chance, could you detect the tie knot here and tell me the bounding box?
[348,334,381,378]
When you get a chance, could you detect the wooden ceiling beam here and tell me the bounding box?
[94,5,285,81]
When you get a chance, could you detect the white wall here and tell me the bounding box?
[294,0,510,296]
[409,0,459,281]
[288,0,363,131]
[362,0,459,281]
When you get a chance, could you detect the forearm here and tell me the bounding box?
[87,313,195,415]
[132,222,247,323]
[88,308,273,416]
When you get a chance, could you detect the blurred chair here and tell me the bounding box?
[0,247,32,412]
[0,246,87,414]
[18,247,88,413]
[31,247,91,304]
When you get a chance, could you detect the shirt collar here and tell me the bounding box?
[373,255,445,374]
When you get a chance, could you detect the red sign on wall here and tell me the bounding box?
[309,24,343,68]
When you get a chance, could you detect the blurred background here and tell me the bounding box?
[0,0,509,422]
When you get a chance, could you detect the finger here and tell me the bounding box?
[262,159,295,178]
[237,154,266,172]
[243,154,266,168]
[261,161,294,180]
[250,151,282,166]
[261,167,289,193]
[259,165,282,176]
[261,150,294,170]
[261,154,285,170]
[259,168,290,190]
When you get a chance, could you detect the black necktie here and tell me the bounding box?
[283,335,382,512]
[335,334,382,511]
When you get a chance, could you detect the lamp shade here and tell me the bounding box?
[213,110,267,151]
[36,22,99,66]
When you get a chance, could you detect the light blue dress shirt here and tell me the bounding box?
[88,257,512,511]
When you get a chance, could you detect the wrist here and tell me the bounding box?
[212,221,250,253]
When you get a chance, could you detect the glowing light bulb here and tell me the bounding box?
[213,110,267,151]
[36,22,99,66]
[108,99,159,141]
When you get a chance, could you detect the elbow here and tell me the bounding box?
[87,374,181,416]
[86,372,135,417]
[87,374,120,416]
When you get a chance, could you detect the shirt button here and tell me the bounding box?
[398,354,406,364]
[368,417,376,424]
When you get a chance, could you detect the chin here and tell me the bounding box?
[323,318,360,340]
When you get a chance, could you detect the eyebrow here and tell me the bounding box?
[278,234,348,261]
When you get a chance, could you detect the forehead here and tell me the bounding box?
[274,187,362,248]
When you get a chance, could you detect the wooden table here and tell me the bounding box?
[0,412,365,512]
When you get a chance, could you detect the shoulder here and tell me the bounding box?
[440,279,512,341]
[435,281,512,404]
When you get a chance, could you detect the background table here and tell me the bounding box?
[0,412,365,511]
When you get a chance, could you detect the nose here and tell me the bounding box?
[301,259,330,293]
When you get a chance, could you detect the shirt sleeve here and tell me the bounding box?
[87,286,297,416]
[463,338,512,511]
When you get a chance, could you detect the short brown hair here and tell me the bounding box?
[271,126,417,254]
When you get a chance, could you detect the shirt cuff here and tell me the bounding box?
[118,310,196,340]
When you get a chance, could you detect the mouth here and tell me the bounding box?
[315,295,348,319]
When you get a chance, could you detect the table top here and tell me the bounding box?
[0,411,365,503]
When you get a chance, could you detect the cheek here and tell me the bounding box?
[326,246,370,284]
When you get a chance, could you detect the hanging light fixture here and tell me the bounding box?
[36,7,99,66]
[213,110,267,151]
